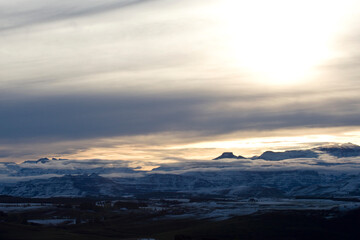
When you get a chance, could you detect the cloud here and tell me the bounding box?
[1,0,360,161]
[0,93,359,142]
[0,174,64,183]
[2,155,360,183]
[151,156,360,174]
[0,0,153,32]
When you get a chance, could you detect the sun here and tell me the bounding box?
[212,0,355,85]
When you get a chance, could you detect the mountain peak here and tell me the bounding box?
[22,157,68,164]
[213,152,245,160]
[23,157,50,164]
[37,158,50,163]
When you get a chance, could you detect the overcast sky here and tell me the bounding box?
[1,0,360,162]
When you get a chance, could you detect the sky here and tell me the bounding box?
[1,0,360,163]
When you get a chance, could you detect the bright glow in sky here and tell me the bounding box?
[213,0,358,85]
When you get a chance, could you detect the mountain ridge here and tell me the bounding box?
[213,143,360,161]
[0,143,360,198]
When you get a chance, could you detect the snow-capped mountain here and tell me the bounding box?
[315,143,360,158]
[1,169,360,199]
[0,158,136,178]
[1,143,360,198]
[213,143,360,161]
[0,174,123,198]
[22,157,67,164]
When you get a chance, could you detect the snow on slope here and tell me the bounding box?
[0,174,123,198]
[1,143,360,198]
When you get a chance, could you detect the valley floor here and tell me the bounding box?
[1,196,360,239]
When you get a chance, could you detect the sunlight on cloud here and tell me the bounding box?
[36,127,360,163]
[1,0,360,94]
[212,0,359,85]
[169,128,360,157]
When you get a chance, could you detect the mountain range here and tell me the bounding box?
[213,143,360,160]
[0,143,360,199]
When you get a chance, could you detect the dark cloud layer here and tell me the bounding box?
[0,93,359,143]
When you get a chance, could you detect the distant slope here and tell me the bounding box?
[0,174,123,198]
[1,170,360,199]
[254,150,319,161]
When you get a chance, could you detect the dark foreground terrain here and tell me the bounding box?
[1,196,360,240]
